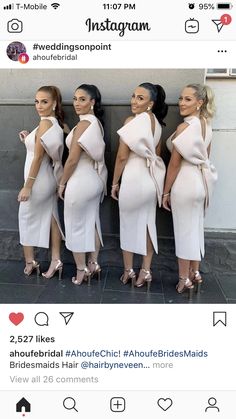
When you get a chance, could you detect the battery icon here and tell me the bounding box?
[217,3,233,9]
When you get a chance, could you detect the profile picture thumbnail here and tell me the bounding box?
[6,41,26,61]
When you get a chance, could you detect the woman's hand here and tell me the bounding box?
[19,130,29,143]
[58,184,65,200]
[17,186,31,202]
[111,184,119,201]
[162,194,171,211]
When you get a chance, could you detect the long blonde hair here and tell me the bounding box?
[187,84,216,119]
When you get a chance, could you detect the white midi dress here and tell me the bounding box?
[64,114,107,253]
[18,116,64,248]
[117,112,166,256]
[166,115,217,260]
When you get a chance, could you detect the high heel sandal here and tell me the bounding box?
[72,267,91,286]
[88,261,101,281]
[24,260,40,277]
[176,277,194,299]
[135,268,152,291]
[42,260,63,280]
[120,268,136,286]
[190,270,203,293]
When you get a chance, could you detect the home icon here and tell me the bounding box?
[16,397,31,413]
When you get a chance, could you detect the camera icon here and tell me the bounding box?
[7,19,23,33]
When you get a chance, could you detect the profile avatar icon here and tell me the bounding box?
[6,41,27,62]
[205,397,220,412]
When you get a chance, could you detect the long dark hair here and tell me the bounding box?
[139,82,168,126]
[76,84,104,125]
[37,85,64,128]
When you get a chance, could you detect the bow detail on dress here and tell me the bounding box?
[146,156,166,207]
[199,159,218,210]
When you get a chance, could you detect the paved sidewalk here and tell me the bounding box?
[0,260,235,304]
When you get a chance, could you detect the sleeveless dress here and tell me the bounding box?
[117,112,166,255]
[18,116,64,248]
[166,115,217,260]
[64,114,107,252]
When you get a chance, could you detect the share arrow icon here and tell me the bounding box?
[60,312,74,325]
[212,19,224,32]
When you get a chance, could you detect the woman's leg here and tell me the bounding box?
[23,245,35,274]
[120,250,136,284]
[88,229,100,264]
[88,229,102,277]
[189,260,202,285]
[72,251,90,285]
[42,217,62,278]
[136,232,154,286]
[176,257,194,293]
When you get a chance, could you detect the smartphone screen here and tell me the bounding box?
[0,0,235,417]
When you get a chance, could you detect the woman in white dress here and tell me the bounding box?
[111,83,168,289]
[58,84,107,285]
[18,86,64,279]
[162,84,217,294]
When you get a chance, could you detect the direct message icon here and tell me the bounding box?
[157,397,173,411]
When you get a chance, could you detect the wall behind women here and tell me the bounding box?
[204,76,236,231]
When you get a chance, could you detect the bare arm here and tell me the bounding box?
[162,122,188,211]
[58,120,90,199]
[111,116,133,200]
[18,119,51,202]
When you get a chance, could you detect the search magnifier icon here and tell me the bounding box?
[63,397,78,412]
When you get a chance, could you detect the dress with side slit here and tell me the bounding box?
[166,115,217,261]
[18,116,64,248]
[117,112,166,256]
[64,114,107,253]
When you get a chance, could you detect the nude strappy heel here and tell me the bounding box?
[42,260,63,280]
[120,268,136,287]
[176,277,194,299]
[88,261,101,281]
[72,267,91,286]
[24,260,40,277]
[135,268,152,291]
[190,269,203,293]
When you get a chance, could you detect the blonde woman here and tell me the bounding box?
[163,84,217,294]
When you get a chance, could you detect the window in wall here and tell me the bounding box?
[206,69,236,77]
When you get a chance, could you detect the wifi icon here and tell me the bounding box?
[51,2,60,9]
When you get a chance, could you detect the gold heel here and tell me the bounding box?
[176,277,194,295]
[190,270,203,293]
[120,268,136,286]
[88,261,102,283]
[42,260,63,280]
[24,260,40,277]
[72,267,91,286]
[135,268,152,292]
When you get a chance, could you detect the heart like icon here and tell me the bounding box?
[157,398,173,411]
[9,312,24,326]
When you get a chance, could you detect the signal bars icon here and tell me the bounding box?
[51,2,60,9]
[4,3,14,9]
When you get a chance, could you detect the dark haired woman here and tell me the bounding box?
[111,82,168,289]
[18,85,64,279]
[162,84,217,295]
[58,84,107,285]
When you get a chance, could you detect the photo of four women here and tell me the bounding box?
[17,81,217,297]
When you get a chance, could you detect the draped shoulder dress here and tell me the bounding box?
[166,115,217,260]
[19,116,64,248]
[64,114,107,252]
[117,112,166,256]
